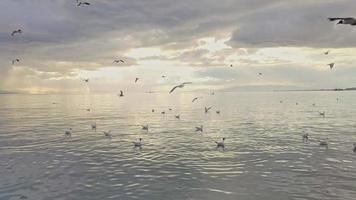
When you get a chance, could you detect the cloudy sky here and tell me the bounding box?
[1,0,356,94]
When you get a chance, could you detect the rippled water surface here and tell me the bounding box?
[1,92,356,200]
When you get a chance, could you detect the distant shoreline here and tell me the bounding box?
[274,87,356,92]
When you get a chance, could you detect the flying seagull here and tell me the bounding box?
[324,50,330,55]
[230,64,233,67]
[205,106,212,114]
[216,110,220,114]
[192,97,202,102]
[113,59,125,63]
[162,75,166,78]
[258,72,263,76]
[169,82,192,93]
[328,17,356,26]
[195,125,203,132]
[135,78,139,83]
[77,1,90,6]
[133,138,143,148]
[86,108,91,112]
[328,63,334,70]
[82,78,89,83]
[175,115,180,119]
[215,138,226,149]
[319,111,325,117]
[152,109,155,113]
[103,130,112,138]
[11,59,20,65]
[141,125,148,131]
[11,29,22,36]
[118,90,124,97]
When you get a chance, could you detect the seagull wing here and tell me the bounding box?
[182,82,192,85]
[192,97,198,102]
[328,17,349,21]
[169,85,179,93]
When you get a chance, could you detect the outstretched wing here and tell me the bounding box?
[182,82,192,85]
[169,85,179,93]
[192,97,198,102]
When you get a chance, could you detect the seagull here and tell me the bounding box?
[258,72,263,76]
[211,92,215,95]
[175,115,180,119]
[65,128,72,137]
[86,108,91,112]
[296,102,299,105]
[215,138,226,149]
[230,64,233,67]
[135,78,139,83]
[82,78,89,83]
[118,90,124,97]
[353,143,356,153]
[161,75,166,78]
[152,109,155,113]
[169,108,173,111]
[103,130,112,138]
[319,138,329,149]
[11,59,20,65]
[328,63,335,70]
[113,59,125,63]
[141,125,148,131]
[302,132,309,142]
[328,17,356,26]
[319,111,325,117]
[169,82,192,93]
[77,1,90,6]
[161,111,165,114]
[91,123,97,132]
[216,110,220,114]
[11,29,22,36]
[133,138,143,148]
[205,106,212,114]
[192,97,202,102]
[195,125,203,132]
[324,50,330,55]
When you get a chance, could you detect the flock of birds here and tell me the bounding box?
[8,1,356,153]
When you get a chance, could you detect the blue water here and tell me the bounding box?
[0,92,356,200]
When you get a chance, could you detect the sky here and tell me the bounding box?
[1,0,356,94]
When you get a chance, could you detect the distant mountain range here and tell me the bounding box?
[0,91,19,94]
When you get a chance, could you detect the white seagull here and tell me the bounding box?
[319,138,328,149]
[302,132,309,142]
[133,138,143,148]
[328,17,356,26]
[65,128,72,137]
[169,82,192,93]
[319,111,325,117]
[11,29,22,36]
[11,59,20,65]
[215,138,226,149]
[195,125,203,132]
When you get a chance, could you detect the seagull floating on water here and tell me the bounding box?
[215,138,226,149]
[328,17,356,26]
[324,50,330,55]
[11,29,22,36]
[12,59,20,65]
[65,128,72,137]
[216,110,220,114]
[195,125,203,132]
[302,132,309,142]
[319,138,329,149]
[319,111,325,117]
[169,82,192,93]
[133,138,143,148]
[91,123,97,131]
